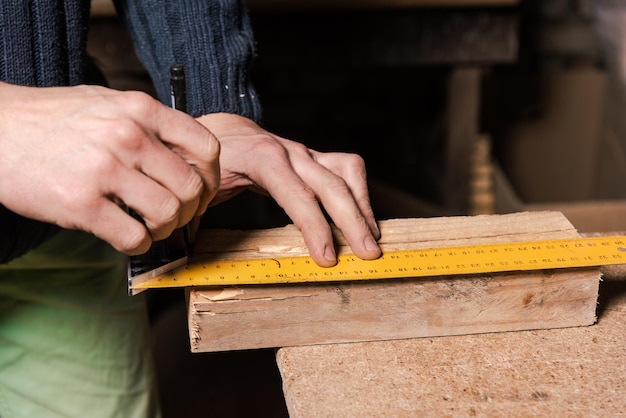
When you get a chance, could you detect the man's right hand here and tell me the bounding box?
[0,82,220,255]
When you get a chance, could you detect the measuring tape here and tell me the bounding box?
[130,235,626,292]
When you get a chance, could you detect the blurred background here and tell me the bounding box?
[88,1,626,416]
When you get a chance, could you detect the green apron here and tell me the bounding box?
[0,230,160,417]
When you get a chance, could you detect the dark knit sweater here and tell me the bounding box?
[0,0,261,263]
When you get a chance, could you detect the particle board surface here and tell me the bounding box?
[187,211,600,353]
[276,271,626,417]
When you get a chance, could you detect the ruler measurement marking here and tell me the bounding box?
[132,236,626,290]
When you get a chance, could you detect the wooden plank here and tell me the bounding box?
[187,211,600,353]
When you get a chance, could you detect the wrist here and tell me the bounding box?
[196,112,263,137]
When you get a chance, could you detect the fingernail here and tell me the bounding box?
[324,244,336,263]
[364,236,380,252]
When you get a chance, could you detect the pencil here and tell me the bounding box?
[170,63,193,256]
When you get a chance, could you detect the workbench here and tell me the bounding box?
[173,210,624,416]
[275,264,626,416]
[85,2,626,416]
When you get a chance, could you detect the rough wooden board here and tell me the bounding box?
[192,211,585,257]
[276,278,626,417]
[187,211,600,353]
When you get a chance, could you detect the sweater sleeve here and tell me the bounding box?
[113,0,262,121]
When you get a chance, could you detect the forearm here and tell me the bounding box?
[114,0,262,120]
[0,82,59,263]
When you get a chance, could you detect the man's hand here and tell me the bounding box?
[0,82,220,255]
[197,112,381,267]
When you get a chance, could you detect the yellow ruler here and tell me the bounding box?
[130,235,626,293]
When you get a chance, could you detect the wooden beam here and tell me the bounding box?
[91,0,519,17]
[246,0,519,11]
[251,11,518,69]
[443,67,482,213]
[187,211,599,352]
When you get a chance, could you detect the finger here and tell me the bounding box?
[148,106,221,214]
[69,143,190,252]
[249,147,338,267]
[278,183,338,267]
[53,141,181,251]
[113,168,188,242]
[112,93,221,215]
[289,151,382,261]
[131,133,205,227]
[74,147,182,243]
[312,151,380,239]
[85,198,152,255]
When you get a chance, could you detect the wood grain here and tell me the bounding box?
[187,211,600,352]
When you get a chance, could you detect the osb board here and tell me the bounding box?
[276,268,626,417]
[188,211,600,352]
